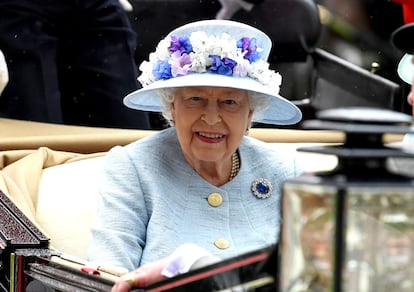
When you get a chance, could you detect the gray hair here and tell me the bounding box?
[156,88,271,126]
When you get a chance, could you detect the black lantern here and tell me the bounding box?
[279,107,414,291]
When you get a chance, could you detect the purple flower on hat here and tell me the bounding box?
[170,35,192,54]
[170,51,192,77]
[209,55,236,76]
[233,60,249,77]
[238,37,260,63]
[153,59,172,80]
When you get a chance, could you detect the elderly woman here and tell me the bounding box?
[88,19,303,290]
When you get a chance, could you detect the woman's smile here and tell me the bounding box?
[196,131,226,144]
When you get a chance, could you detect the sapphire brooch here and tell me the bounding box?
[251,178,273,199]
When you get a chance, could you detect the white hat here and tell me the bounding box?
[397,53,414,85]
[391,23,414,85]
[124,19,302,125]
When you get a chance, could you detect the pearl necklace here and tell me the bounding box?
[229,151,240,181]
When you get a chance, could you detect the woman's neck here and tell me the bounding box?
[192,151,240,187]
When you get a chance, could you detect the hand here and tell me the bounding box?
[112,257,170,292]
[111,243,214,291]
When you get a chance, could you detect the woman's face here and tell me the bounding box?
[171,86,254,165]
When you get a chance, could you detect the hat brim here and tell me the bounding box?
[397,53,414,84]
[391,23,414,53]
[124,73,302,125]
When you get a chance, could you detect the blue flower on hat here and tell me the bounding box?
[209,55,236,76]
[153,59,172,80]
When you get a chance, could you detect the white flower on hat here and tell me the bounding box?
[154,38,171,60]
[249,59,282,92]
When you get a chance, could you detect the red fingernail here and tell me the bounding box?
[81,267,101,275]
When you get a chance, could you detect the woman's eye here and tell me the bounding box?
[183,96,202,102]
[191,96,202,102]
[223,99,236,105]
[220,99,241,111]
[183,96,204,107]
[221,99,239,107]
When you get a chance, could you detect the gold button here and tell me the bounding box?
[207,193,223,207]
[214,238,230,249]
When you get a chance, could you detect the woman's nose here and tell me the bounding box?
[201,103,222,125]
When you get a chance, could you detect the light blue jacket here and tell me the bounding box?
[88,127,302,271]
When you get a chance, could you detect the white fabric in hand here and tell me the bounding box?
[161,243,217,277]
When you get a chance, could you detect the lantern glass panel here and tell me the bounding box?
[280,182,336,291]
[280,182,414,292]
